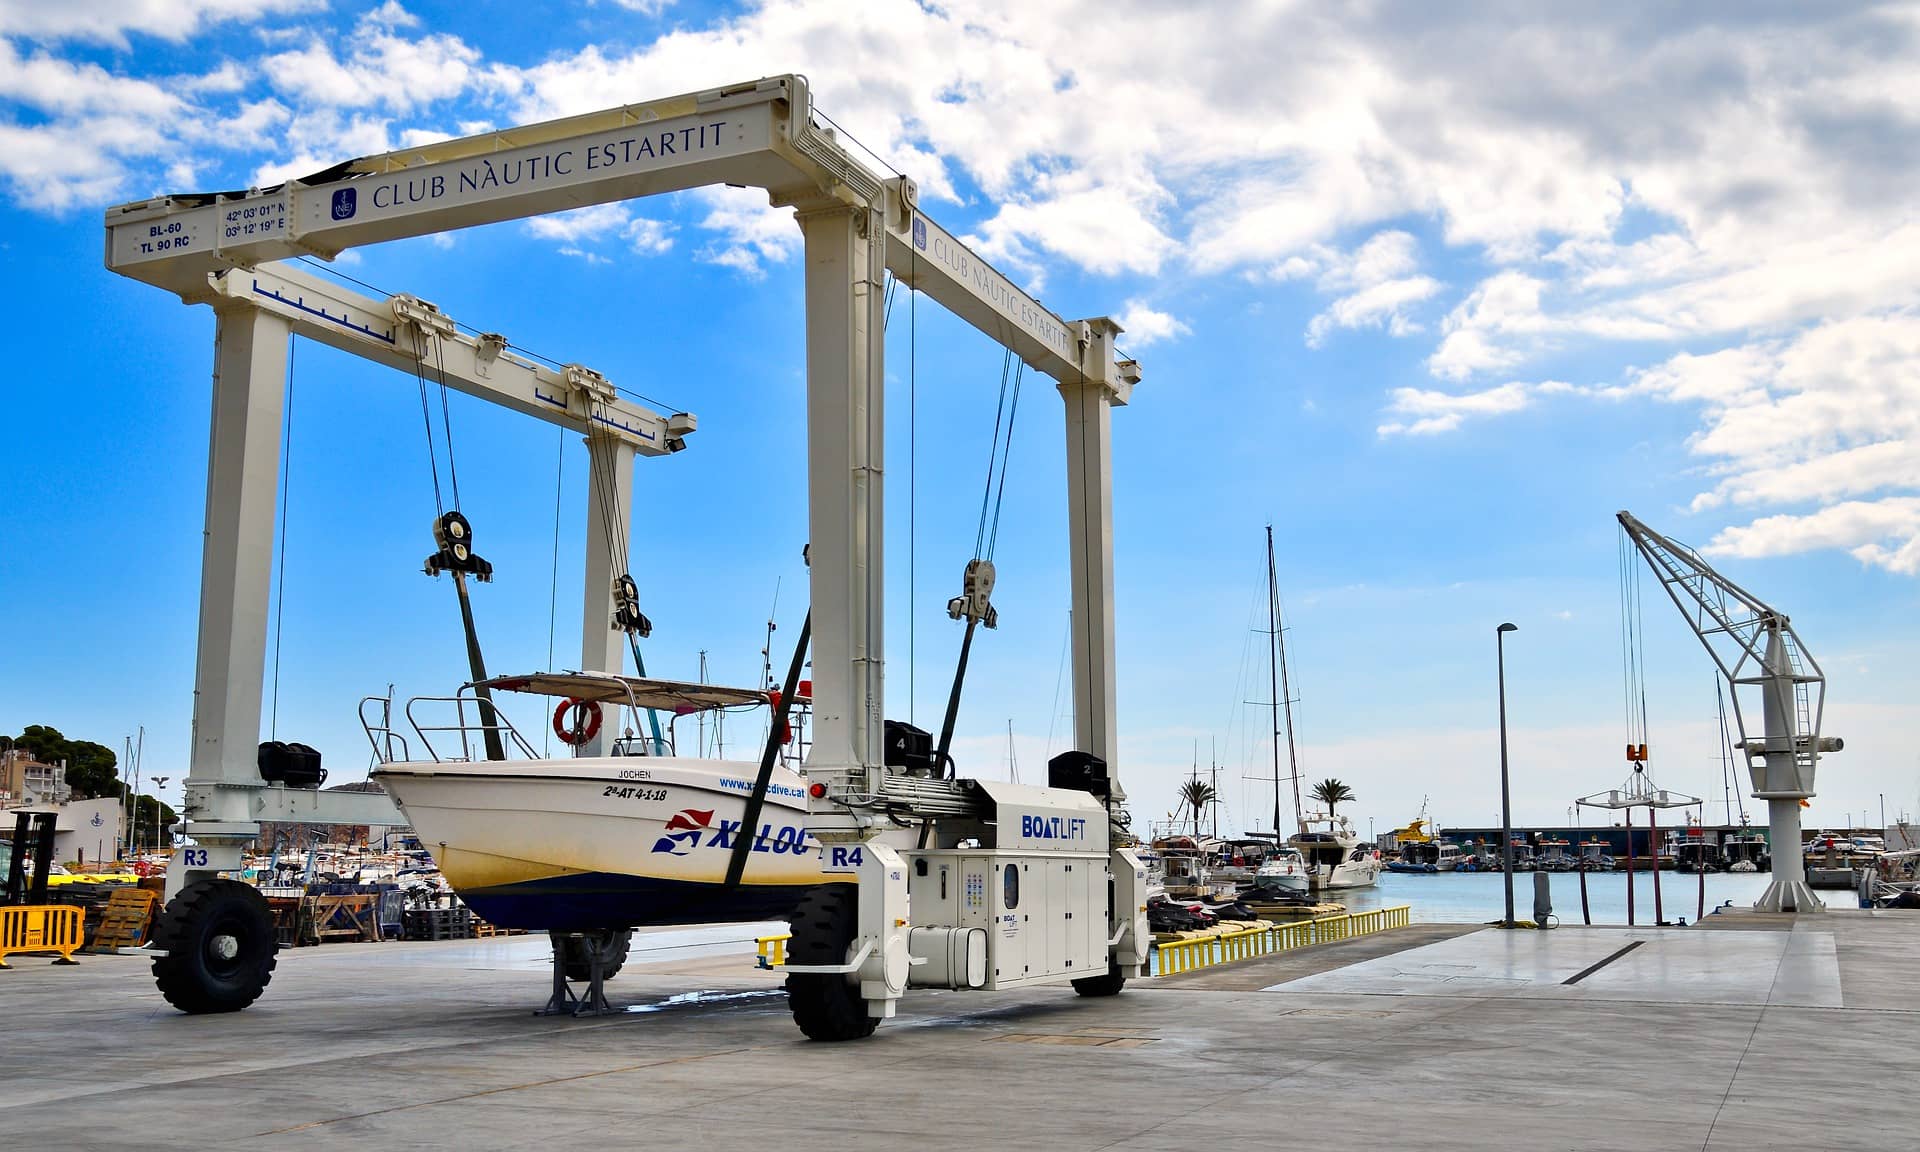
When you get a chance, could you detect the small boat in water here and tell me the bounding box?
[1669,826,1724,873]
[1537,837,1579,872]
[1723,821,1770,872]
[1388,839,1467,874]
[1251,847,1311,895]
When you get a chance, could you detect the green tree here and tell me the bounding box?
[1311,778,1356,818]
[1179,777,1218,835]
[129,794,179,850]
[11,725,123,800]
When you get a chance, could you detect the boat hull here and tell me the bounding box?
[372,756,848,931]
[1319,859,1382,890]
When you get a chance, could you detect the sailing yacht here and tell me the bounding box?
[1259,526,1379,893]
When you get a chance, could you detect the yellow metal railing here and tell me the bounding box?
[755,931,791,970]
[0,904,85,968]
[1152,904,1412,977]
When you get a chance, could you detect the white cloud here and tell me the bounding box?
[623,216,674,255]
[1706,500,1920,575]
[1377,380,1587,437]
[261,7,479,114]
[525,203,634,244]
[5,1,1920,577]
[1114,300,1189,347]
[693,185,798,278]
[0,0,302,46]
[1305,230,1443,347]
[526,203,676,261]
[1618,312,1920,571]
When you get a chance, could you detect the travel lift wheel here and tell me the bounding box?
[785,885,877,1042]
[558,927,632,982]
[150,878,279,1014]
[1071,964,1127,997]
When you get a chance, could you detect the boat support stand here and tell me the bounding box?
[537,931,622,1018]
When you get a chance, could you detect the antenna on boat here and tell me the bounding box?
[697,651,709,755]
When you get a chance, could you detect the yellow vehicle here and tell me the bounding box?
[42,863,141,886]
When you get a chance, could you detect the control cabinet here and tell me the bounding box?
[908,849,1108,989]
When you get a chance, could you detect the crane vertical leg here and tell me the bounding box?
[791,199,907,1032]
[579,436,636,757]
[796,200,885,790]
[171,306,291,895]
[1060,319,1146,980]
[1755,631,1822,912]
[1060,368,1120,791]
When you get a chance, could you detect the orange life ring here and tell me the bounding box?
[553,698,603,746]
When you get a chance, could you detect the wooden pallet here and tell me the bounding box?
[308,893,379,943]
[85,888,159,952]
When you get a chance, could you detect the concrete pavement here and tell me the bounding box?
[3,912,1915,1150]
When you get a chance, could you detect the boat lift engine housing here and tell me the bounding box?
[805,778,1149,1013]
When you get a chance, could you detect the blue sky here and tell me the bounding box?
[2,1,1917,837]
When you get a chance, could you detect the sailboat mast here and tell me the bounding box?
[1269,529,1305,835]
[1265,526,1284,838]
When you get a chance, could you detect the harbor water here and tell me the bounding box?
[1332,870,1858,925]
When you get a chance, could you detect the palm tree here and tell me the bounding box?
[1179,778,1218,836]
[1312,778,1355,819]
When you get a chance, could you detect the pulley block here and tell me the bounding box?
[423,511,494,581]
[945,558,999,628]
[611,573,652,636]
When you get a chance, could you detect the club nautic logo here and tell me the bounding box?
[651,808,714,855]
[650,807,815,857]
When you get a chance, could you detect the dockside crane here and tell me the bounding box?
[1616,511,1843,912]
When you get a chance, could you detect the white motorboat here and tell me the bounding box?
[368,672,851,931]
[1251,847,1310,895]
[1290,814,1381,891]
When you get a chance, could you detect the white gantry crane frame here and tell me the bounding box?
[107,75,1145,1023]
[1617,510,1842,912]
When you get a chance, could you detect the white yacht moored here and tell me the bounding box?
[1290,814,1382,891]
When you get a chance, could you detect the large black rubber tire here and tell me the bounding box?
[785,885,877,1042]
[1071,963,1127,997]
[151,878,278,1014]
[555,928,631,982]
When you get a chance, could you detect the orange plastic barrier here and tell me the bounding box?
[0,904,85,968]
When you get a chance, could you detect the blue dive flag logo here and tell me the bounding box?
[331,188,357,220]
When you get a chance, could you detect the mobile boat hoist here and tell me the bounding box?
[108,75,1149,1036]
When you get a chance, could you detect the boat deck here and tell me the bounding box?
[4,911,1918,1150]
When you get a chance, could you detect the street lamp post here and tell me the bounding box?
[1497,622,1518,928]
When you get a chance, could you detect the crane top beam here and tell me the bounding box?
[213,261,689,455]
[102,74,1136,400]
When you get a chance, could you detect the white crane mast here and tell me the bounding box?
[1616,510,1841,912]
